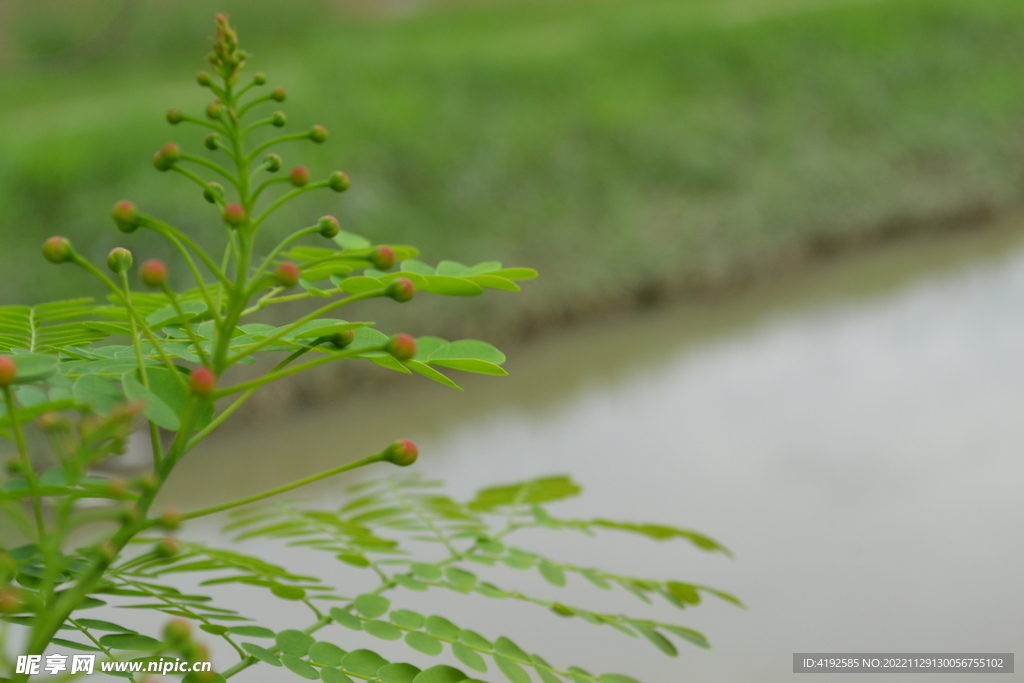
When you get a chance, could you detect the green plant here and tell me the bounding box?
[0,16,738,683]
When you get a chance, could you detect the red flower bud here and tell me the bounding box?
[275,262,301,288]
[42,236,73,264]
[107,247,134,274]
[371,246,396,270]
[197,71,213,87]
[328,170,350,192]
[153,142,181,172]
[203,182,224,204]
[385,277,415,303]
[0,356,17,388]
[289,166,311,187]
[271,87,287,102]
[318,215,340,238]
[163,618,192,644]
[112,200,140,233]
[166,108,184,124]
[264,153,282,173]
[309,125,328,143]
[205,100,223,120]
[384,440,418,467]
[271,111,287,127]
[328,329,355,348]
[386,333,416,361]
[0,586,24,615]
[189,366,217,397]
[160,509,182,531]
[140,259,168,288]
[253,72,267,85]
[222,203,246,227]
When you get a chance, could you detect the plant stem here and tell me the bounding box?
[2,386,44,539]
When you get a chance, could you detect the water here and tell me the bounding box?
[152,223,1024,682]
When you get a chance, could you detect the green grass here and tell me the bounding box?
[2,0,1024,335]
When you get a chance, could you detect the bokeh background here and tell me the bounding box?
[2,0,1024,681]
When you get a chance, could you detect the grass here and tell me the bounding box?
[2,0,1024,337]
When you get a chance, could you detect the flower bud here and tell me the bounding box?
[155,537,180,559]
[264,153,282,172]
[112,200,140,233]
[327,329,355,348]
[166,108,184,125]
[96,541,118,563]
[117,506,140,525]
[222,203,246,227]
[328,170,350,192]
[386,333,417,361]
[385,277,415,303]
[0,356,16,388]
[163,618,192,644]
[196,71,213,87]
[289,166,311,187]
[371,246,396,270]
[42,236,73,264]
[160,509,182,531]
[203,182,224,204]
[105,478,128,498]
[253,72,267,85]
[0,586,24,615]
[189,367,217,397]
[140,259,168,288]
[153,142,181,172]
[205,100,223,120]
[133,473,159,494]
[271,111,287,127]
[309,125,328,143]
[384,440,418,467]
[271,87,287,102]
[107,247,133,274]
[274,262,301,288]
[204,132,220,150]
[318,215,340,238]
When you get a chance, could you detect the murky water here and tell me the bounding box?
[150,222,1024,682]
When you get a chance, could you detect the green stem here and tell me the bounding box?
[178,114,227,134]
[171,164,213,193]
[247,225,321,289]
[160,284,211,366]
[139,216,233,290]
[179,154,240,191]
[237,92,275,118]
[119,271,166,467]
[2,386,44,538]
[251,181,328,228]
[216,345,381,398]
[249,175,289,206]
[245,132,312,163]
[179,449,389,521]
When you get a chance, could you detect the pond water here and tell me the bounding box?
[156,221,1024,682]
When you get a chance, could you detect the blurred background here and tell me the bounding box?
[2,0,1024,681]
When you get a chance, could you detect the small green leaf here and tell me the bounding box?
[377,663,422,683]
[74,619,136,633]
[390,609,425,630]
[271,584,307,600]
[394,575,429,591]
[200,624,229,635]
[458,630,492,651]
[581,570,612,590]
[72,374,123,414]
[338,276,384,294]
[146,301,207,326]
[660,625,710,649]
[320,668,354,683]
[329,608,363,631]
[424,616,459,640]
[336,553,370,567]
[121,371,181,430]
[340,649,389,678]
[364,620,403,640]
[421,275,483,297]
[11,353,59,383]
[242,642,282,666]
[665,581,701,605]
[309,642,347,667]
[51,638,102,652]
[405,631,443,656]
[451,642,487,673]
[494,637,530,661]
[491,268,538,280]
[531,657,563,683]
[281,654,321,680]
[599,675,646,683]
[444,567,477,589]
[99,633,162,651]
[333,230,373,250]
[537,560,566,587]
[228,626,275,638]
[411,665,467,683]
[410,563,442,580]
[494,655,532,683]
[632,624,677,657]
[276,629,315,657]
[404,360,463,390]
[353,594,390,618]
[465,275,520,291]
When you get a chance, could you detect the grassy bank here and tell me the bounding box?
[2,0,1024,338]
